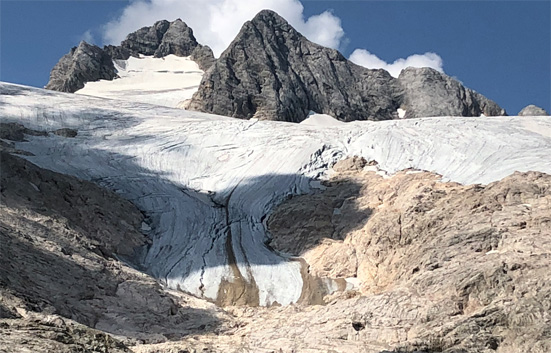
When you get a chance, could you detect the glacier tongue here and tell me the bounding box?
[2,82,551,306]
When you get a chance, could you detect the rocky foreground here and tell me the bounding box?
[1,142,550,352]
[0,149,231,351]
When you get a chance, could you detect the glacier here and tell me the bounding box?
[1,82,551,306]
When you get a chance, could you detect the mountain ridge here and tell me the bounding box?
[45,19,215,93]
[46,9,506,121]
[187,9,505,121]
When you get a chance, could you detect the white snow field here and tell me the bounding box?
[2,82,551,305]
[76,55,203,108]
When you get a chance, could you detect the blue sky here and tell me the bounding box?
[1,0,549,115]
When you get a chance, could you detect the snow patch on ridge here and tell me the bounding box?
[76,55,203,108]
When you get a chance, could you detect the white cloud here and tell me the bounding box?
[349,49,444,78]
[80,30,95,44]
[102,0,345,57]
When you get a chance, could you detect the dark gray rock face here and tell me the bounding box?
[121,20,171,56]
[190,45,216,71]
[188,10,401,122]
[103,44,132,61]
[152,20,199,57]
[397,67,506,118]
[188,10,506,122]
[45,41,118,93]
[120,19,211,59]
[46,19,215,93]
[53,128,78,138]
[0,122,48,141]
[518,104,549,116]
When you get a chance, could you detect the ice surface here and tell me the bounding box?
[301,113,346,127]
[2,82,551,305]
[76,55,203,108]
[397,108,406,118]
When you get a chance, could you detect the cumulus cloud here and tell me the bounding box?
[349,49,444,78]
[102,0,345,57]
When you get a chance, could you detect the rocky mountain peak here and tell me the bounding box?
[248,9,297,33]
[397,67,506,118]
[45,41,117,93]
[253,9,286,22]
[120,19,200,59]
[46,9,505,121]
[188,10,400,122]
[46,19,215,93]
[187,10,505,122]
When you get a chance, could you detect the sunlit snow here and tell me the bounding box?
[2,82,550,305]
[76,55,203,108]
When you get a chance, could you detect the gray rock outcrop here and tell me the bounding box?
[120,19,212,64]
[188,10,401,122]
[518,104,549,116]
[190,44,216,72]
[121,19,172,57]
[398,67,506,118]
[188,10,506,122]
[46,19,215,93]
[45,41,118,93]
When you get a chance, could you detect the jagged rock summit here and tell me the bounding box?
[46,19,215,93]
[188,9,400,122]
[46,10,505,121]
[187,9,505,121]
[45,41,118,93]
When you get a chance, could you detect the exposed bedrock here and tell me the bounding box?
[45,10,505,120]
[188,10,401,122]
[0,152,231,347]
[397,67,506,118]
[518,104,549,116]
[45,41,118,93]
[2,148,551,352]
[267,158,551,352]
[119,18,215,70]
[46,19,215,93]
[188,10,505,122]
